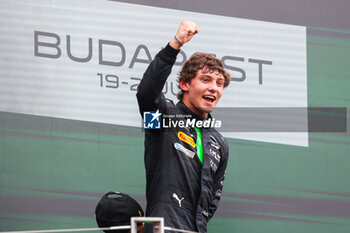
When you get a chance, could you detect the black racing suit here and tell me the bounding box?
[136,43,229,233]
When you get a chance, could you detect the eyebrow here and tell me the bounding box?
[200,74,224,81]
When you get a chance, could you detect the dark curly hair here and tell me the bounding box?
[177,53,231,100]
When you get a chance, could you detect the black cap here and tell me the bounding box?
[95,191,144,232]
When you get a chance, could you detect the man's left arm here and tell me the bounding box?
[208,147,229,220]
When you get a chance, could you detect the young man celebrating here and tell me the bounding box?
[137,19,231,233]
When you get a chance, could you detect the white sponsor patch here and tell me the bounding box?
[174,143,195,158]
[210,160,218,173]
[210,135,220,150]
[209,148,221,162]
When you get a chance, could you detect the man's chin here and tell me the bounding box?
[199,106,215,114]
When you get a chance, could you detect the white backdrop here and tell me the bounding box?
[0,0,307,146]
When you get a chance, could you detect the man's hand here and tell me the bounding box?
[170,19,199,50]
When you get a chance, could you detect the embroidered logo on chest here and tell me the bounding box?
[210,160,218,173]
[210,135,220,150]
[178,131,196,148]
[209,148,221,163]
[174,143,195,158]
[172,193,185,207]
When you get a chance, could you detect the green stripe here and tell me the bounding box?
[194,126,203,164]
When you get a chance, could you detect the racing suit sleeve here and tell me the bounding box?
[136,43,180,115]
[208,146,229,220]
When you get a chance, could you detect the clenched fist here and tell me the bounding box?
[170,19,199,50]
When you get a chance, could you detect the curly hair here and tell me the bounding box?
[177,53,231,100]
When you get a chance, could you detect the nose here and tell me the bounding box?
[208,80,218,92]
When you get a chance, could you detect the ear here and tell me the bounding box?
[179,80,190,92]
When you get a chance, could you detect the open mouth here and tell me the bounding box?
[203,95,216,104]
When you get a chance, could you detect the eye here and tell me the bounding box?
[217,81,224,87]
[201,77,209,82]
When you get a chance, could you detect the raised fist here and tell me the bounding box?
[170,19,199,49]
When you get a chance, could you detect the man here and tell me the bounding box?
[95,191,145,233]
[136,19,231,233]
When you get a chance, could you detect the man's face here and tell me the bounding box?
[180,68,224,118]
